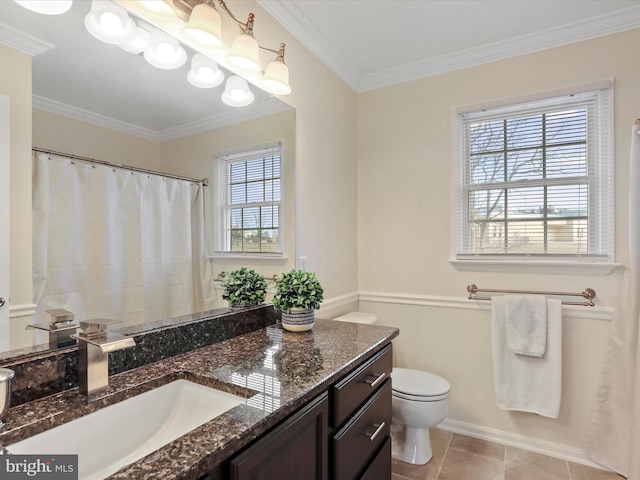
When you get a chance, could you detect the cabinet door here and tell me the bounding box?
[230,392,329,480]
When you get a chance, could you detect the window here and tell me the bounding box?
[457,85,613,262]
[215,145,283,256]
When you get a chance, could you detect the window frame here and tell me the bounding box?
[214,144,285,259]
[454,81,615,271]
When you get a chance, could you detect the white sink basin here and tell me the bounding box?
[8,379,245,480]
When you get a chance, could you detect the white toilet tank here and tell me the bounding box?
[333,312,378,325]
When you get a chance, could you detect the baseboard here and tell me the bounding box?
[438,418,611,471]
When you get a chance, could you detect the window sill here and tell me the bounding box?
[449,259,620,275]
[209,255,289,265]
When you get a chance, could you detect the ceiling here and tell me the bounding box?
[259,0,640,91]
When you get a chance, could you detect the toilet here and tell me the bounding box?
[391,368,450,465]
[333,312,451,465]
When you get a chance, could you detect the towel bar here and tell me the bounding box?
[467,284,596,306]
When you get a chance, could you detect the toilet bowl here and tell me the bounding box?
[391,368,450,465]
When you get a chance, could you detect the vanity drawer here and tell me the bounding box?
[333,378,392,480]
[332,343,392,428]
[360,436,391,480]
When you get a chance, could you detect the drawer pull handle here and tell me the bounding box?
[366,422,386,442]
[365,372,386,389]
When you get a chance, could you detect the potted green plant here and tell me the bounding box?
[221,267,268,308]
[272,269,324,332]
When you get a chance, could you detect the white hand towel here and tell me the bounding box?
[505,294,547,357]
[492,296,562,419]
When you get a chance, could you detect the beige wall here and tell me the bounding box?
[33,109,161,170]
[0,44,33,315]
[357,28,640,456]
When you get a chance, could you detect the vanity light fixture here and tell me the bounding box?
[134,0,292,95]
[133,0,175,17]
[221,75,254,107]
[143,28,187,69]
[181,2,223,48]
[226,13,260,71]
[85,0,137,45]
[260,43,291,95]
[188,53,225,88]
[13,0,73,15]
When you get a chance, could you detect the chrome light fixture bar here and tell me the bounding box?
[136,0,291,96]
[216,0,290,93]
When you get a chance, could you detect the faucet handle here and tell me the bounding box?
[46,309,75,326]
[79,318,122,337]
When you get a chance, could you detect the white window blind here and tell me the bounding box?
[457,86,613,261]
[216,145,283,256]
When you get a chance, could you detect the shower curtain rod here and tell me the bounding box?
[467,283,596,306]
[32,147,209,186]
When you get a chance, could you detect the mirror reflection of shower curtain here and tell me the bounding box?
[32,152,216,328]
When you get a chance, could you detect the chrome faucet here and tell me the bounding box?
[71,319,136,396]
[26,308,78,348]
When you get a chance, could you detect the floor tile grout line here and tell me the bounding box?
[566,459,573,480]
[503,443,507,480]
[436,432,455,479]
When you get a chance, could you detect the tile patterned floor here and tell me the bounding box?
[391,429,626,480]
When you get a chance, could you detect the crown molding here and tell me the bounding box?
[33,95,161,141]
[361,5,640,91]
[0,21,54,56]
[33,95,292,142]
[258,2,640,93]
[158,98,292,141]
[257,0,363,91]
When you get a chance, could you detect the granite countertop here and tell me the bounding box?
[0,319,398,479]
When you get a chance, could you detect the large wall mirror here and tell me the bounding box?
[1,0,295,358]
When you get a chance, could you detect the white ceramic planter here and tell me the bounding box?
[281,308,315,332]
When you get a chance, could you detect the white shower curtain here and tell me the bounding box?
[32,152,217,328]
[585,124,640,478]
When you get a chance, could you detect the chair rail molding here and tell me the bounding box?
[9,303,37,319]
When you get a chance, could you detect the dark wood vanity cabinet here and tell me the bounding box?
[230,392,330,480]
[331,344,393,480]
[227,343,393,480]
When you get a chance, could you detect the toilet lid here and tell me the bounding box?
[392,368,450,397]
